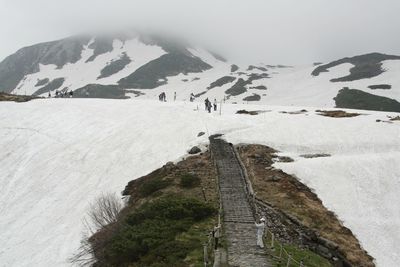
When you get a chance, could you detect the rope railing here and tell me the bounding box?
[233,146,308,267]
[263,228,306,267]
[203,231,214,267]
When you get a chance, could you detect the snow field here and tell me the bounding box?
[0,99,399,266]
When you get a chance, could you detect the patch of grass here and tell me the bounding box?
[180,173,201,188]
[316,109,361,118]
[138,176,172,197]
[178,218,217,267]
[265,232,332,267]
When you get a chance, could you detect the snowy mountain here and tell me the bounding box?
[1,32,400,112]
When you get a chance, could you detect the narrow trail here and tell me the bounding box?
[210,135,272,267]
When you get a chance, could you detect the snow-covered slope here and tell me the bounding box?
[0,99,399,266]
[1,32,400,112]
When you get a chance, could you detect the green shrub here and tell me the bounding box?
[103,196,216,266]
[179,173,201,188]
[138,176,171,197]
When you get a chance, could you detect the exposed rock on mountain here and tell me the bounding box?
[207,76,236,89]
[118,52,212,89]
[33,78,65,96]
[0,36,90,92]
[98,53,131,79]
[312,53,400,82]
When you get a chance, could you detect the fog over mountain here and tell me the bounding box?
[1,0,400,64]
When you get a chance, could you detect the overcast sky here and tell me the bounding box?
[1,0,400,64]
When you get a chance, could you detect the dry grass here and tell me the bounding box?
[237,144,375,267]
[316,109,361,118]
[0,92,41,102]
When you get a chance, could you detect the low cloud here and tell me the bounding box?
[1,0,400,64]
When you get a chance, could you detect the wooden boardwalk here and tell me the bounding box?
[210,135,272,267]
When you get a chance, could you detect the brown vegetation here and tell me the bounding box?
[236,109,260,115]
[316,109,361,118]
[237,144,375,267]
[0,92,41,102]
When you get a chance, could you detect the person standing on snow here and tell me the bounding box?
[213,99,217,111]
[207,99,212,113]
[174,92,177,101]
[255,217,266,248]
[205,98,210,110]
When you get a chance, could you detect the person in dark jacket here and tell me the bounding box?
[204,98,208,110]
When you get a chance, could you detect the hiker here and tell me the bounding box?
[48,92,51,98]
[205,98,210,110]
[207,100,212,113]
[159,92,166,102]
[174,92,177,101]
[255,217,266,248]
[69,90,73,97]
[213,224,221,250]
[213,99,217,111]
[55,90,59,97]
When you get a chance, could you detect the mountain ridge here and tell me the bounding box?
[1,33,400,112]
